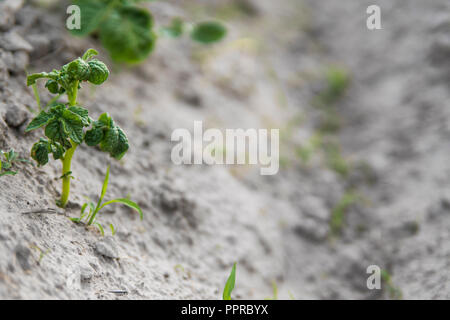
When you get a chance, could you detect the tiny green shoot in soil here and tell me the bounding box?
[223,263,237,300]
[70,165,143,236]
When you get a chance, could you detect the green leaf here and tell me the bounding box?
[62,109,85,144]
[31,139,50,166]
[100,125,129,160]
[71,0,110,36]
[66,58,90,81]
[99,6,156,63]
[0,171,17,177]
[94,222,105,236]
[223,263,236,300]
[51,142,65,160]
[45,79,60,94]
[109,223,116,236]
[191,21,227,44]
[45,120,67,144]
[100,198,143,220]
[27,71,59,86]
[68,106,91,126]
[82,48,99,61]
[85,127,104,146]
[100,165,110,204]
[26,111,54,132]
[87,59,109,85]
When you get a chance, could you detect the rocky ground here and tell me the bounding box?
[0,0,449,299]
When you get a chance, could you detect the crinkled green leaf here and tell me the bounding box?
[87,59,109,85]
[100,125,129,160]
[85,127,104,146]
[97,112,113,127]
[191,21,227,44]
[51,142,65,160]
[31,139,50,166]
[99,6,156,63]
[68,106,91,126]
[66,58,90,81]
[88,113,129,159]
[61,109,84,144]
[45,120,67,145]
[26,111,54,132]
[70,0,109,36]
[45,79,60,94]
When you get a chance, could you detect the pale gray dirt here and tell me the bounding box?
[0,0,449,299]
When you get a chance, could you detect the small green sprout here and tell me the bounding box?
[323,141,350,177]
[71,1,227,64]
[319,67,350,105]
[264,280,278,300]
[70,165,143,236]
[329,192,360,236]
[223,263,236,300]
[30,244,50,265]
[26,48,129,208]
[0,149,32,177]
[381,269,403,300]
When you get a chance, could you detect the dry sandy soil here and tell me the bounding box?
[0,0,449,299]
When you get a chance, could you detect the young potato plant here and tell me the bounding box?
[71,165,143,236]
[0,149,32,177]
[71,0,227,64]
[26,48,129,208]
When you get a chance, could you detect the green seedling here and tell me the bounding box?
[26,48,129,208]
[381,270,403,300]
[319,67,350,106]
[265,280,279,300]
[312,67,350,134]
[329,192,360,236]
[296,132,323,164]
[71,1,226,64]
[30,244,50,265]
[222,263,236,300]
[323,141,349,177]
[71,165,142,235]
[0,149,32,177]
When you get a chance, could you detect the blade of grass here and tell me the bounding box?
[223,263,236,300]
[100,198,143,220]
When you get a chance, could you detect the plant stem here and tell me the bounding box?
[32,83,41,111]
[59,82,79,208]
[59,141,77,208]
[67,81,79,106]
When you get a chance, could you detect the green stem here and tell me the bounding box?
[67,81,79,106]
[32,83,41,111]
[59,82,79,208]
[59,141,78,208]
